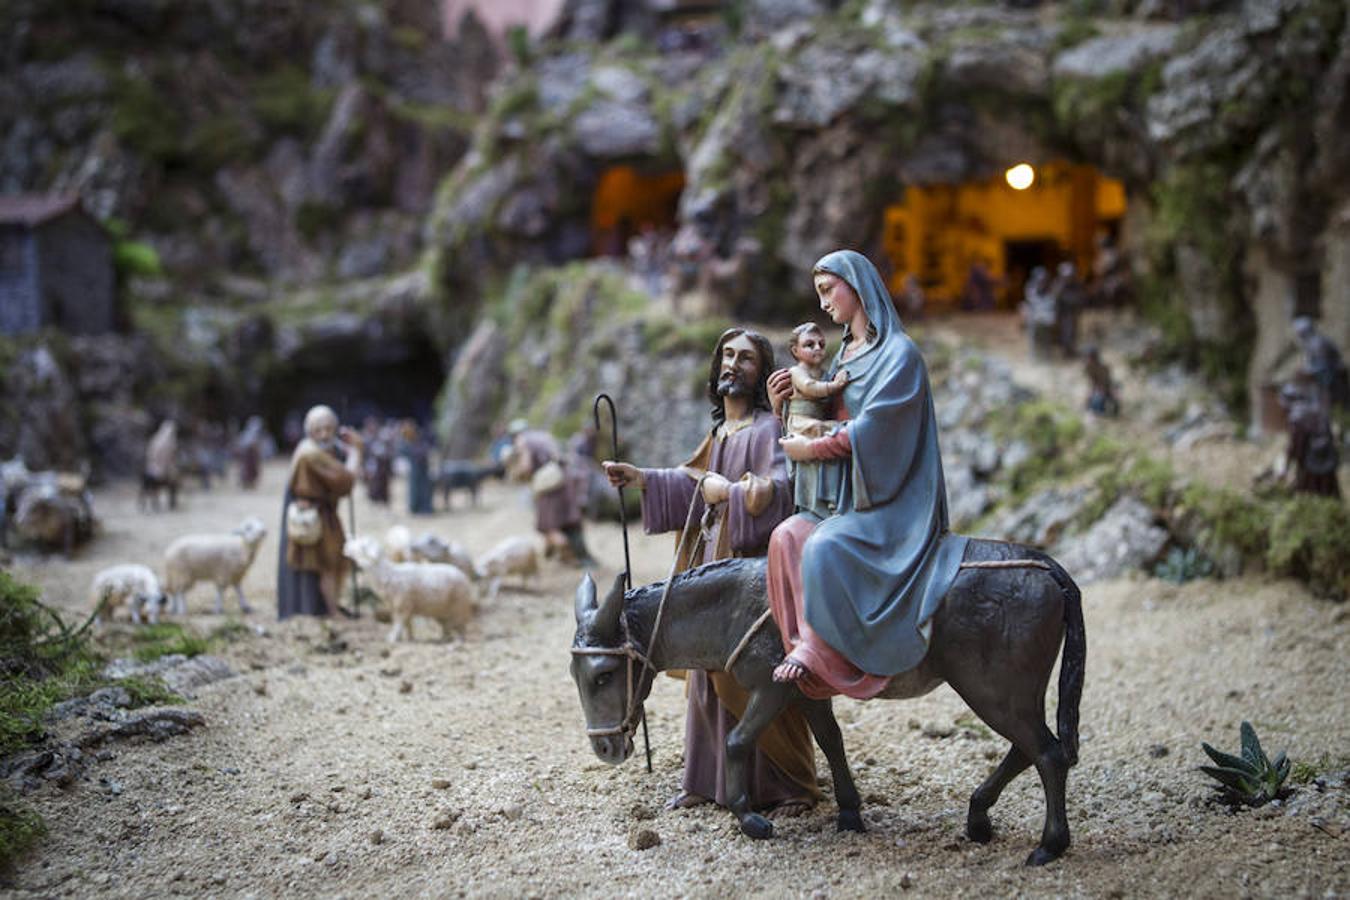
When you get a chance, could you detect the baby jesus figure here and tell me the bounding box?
[784,322,849,439]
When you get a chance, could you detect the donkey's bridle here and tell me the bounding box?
[571,472,713,742]
[570,610,654,740]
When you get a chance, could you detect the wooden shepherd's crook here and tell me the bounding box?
[341,396,360,618]
[592,392,650,772]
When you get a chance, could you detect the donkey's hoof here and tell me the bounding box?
[739,814,773,840]
[1024,845,1062,867]
[966,817,993,844]
[837,809,866,833]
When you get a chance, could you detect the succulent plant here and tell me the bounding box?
[1199,721,1291,806]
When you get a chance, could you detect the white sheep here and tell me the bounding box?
[343,536,474,642]
[409,532,477,578]
[384,524,413,562]
[475,535,540,601]
[89,564,164,626]
[162,516,267,616]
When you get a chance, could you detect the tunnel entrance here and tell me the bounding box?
[881,161,1127,312]
[262,327,446,443]
[590,165,685,257]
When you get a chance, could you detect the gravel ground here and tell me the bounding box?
[6,340,1348,898]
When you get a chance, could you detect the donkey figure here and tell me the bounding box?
[570,540,1085,866]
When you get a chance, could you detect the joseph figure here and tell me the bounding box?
[602,328,818,817]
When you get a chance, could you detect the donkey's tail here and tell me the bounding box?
[1046,560,1085,767]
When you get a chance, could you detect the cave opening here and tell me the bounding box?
[262,329,446,443]
[880,160,1128,313]
[589,165,685,258]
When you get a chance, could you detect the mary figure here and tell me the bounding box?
[767,249,968,698]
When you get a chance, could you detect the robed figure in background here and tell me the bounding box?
[603,328,817,817]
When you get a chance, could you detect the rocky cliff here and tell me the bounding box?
[428,0,1350,422]
[1,0,500,283]
[3,0,1348,475]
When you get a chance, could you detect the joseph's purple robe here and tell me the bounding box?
[639,409,818,809]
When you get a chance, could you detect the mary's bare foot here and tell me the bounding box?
[665,791,710,811]
[766,797,815,820]
[773,656,808,683]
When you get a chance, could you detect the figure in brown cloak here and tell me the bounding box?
[1083,346,1119,417]
[276,404,363,619]
[602,328,817,818]
[1279,381,1340,497]
[509,420,595,566]
[234,416,265,490]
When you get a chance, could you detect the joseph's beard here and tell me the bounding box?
[717,372,751,397]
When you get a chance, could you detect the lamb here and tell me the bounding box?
[162,516,267,616]
[385,524,413,562]
[409,532,477,578]
[475,535,540,601]
[343,536,475,642]
[89,564,165,626]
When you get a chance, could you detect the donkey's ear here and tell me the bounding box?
[574,572,597,624]
[594,572,626,638]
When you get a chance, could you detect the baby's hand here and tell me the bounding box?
[830,369,850,391]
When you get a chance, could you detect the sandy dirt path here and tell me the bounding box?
[6,435,1348,897]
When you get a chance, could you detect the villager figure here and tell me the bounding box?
[767,250,970,699]
[277,404,363,619]
[783,322,849,439]
[509,420,595,566]
[400,420,434,515]
[1279,381,1341,498]
[897,273,925,321]
[364,421,395,504]
[1051,261,1083,358]
[1292,316,1349,415]
[234,416,266,490]
[960,258,998,311]
[566,425,604,520]
[1090,232,1130,308]
[1083,346,1119,417]
[1023,267,1057,360]
[141,419,179,511]
[601,328,816,818]
[195,421,229,489]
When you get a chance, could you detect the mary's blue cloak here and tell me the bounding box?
[800,250,969,676]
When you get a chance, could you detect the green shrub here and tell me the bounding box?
[0,785,45,875]
[113,240,163,278]
[1178,483,1269,560]
[1154,546,1216,584]
[130,624,210,663]
[0,572,192,872]
[1266,495,1350,600]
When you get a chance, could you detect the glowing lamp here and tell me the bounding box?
[1005,163,1035,191]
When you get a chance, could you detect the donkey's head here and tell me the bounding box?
[569,571,645,765]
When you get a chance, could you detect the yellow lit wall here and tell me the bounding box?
[882,161,1126,309]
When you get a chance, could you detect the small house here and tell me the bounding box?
[0,194,116,336]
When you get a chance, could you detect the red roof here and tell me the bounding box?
[0,194,84,227]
